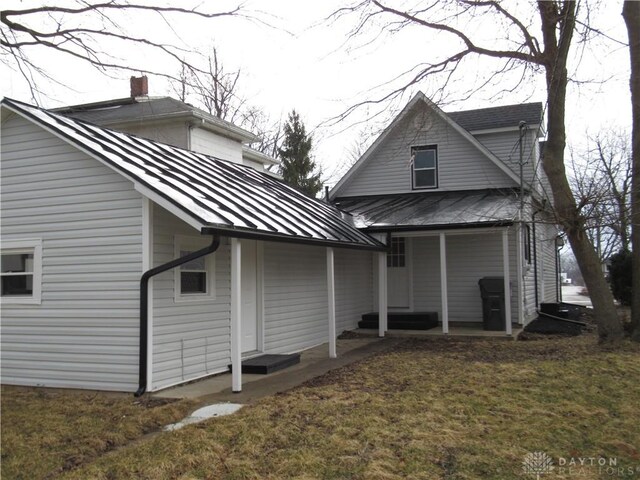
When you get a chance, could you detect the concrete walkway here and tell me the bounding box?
[153,337,400,404]
[562,285,593,308]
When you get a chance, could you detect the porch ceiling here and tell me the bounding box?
[334,189,521,232]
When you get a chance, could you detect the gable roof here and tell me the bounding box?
[335,189,520,231]
[447,102,542,132]
[330,93,536,199]
[2,98,384,251]
[54,96,260,144]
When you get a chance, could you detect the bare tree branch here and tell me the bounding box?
[1,1,248,104]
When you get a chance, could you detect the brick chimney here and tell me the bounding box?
[130,75,148,98]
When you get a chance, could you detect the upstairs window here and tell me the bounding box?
[411,145,438,189]
[1,239,42,304]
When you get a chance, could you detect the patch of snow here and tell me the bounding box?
[164,403,244,431]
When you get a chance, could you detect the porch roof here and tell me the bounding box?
[334,189,521,232]
[3,98,385,251]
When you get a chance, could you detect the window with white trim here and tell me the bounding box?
[1,239,42,304]
[411,145,438,189]
[174,236,215,302]
[387,237,406,268]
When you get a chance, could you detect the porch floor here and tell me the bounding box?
[355,325,523,339]
[152,337,396,402]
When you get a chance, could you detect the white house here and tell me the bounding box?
[0,85,561,395]
[330,92,560,333]
[0,95,385,395]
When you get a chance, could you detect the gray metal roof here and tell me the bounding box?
[54,97,259,143]
[54,97,191,123]
[447,102,543,132]
[334,190,520,231]
[3,98,384,251]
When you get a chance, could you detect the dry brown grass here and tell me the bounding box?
[2,334,639,479]
[0,387,195,479]
[49,334,640,480]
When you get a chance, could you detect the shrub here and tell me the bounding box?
[608,249,632,305]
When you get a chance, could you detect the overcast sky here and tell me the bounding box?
[1,0,633,184]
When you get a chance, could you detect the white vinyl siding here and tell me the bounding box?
[263,242,328,353]
[151,206,231,391]
[411,231,519,324]
[541,219,559,303]
[1,114,143,392]
[190,127,243,164]
[336,105,516,197]
[335,249,374,333]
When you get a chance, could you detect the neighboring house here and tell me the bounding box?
[0,93,384,394]
[330,92,560,332]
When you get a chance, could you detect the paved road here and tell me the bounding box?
[561,285,592,308]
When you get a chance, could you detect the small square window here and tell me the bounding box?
[411,145,438,189]
[174,237,215,302]
[1,239,42,304]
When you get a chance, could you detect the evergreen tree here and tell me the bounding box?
[278,110,323,197]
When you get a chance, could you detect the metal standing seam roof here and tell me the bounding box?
[334,190,521,231]
[3,98,385,251]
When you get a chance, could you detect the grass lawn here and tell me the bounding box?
[1,387,195,479]
[2,333,639,479]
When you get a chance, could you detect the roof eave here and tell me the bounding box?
[242,146,280,165]
[201,225,387,251]
[363,220,515,233]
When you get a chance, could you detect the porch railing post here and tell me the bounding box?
[327,247,337,358]
[502,229,513,335]
[378,252,387,337]
[439,232,449,334]
[231,238,242,392]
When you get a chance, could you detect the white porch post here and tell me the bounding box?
[378,252,387,337]
[439,232,449,334]
[502,229,513,335]
[327,247,337,358]
[231,238,242,392]
[515,223,525,325]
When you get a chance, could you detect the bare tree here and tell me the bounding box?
[622,0,640,340]
[1,1,244,103]
[188,47,246,122]
[240,106,283,158]
[332,0,625,342]
[570,131,633,261]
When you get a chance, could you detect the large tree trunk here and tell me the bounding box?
[623,0,640,341]
[539,1,624,342]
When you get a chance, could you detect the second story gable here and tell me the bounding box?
[330,93,543,199]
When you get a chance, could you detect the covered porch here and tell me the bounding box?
[337,190,530,339]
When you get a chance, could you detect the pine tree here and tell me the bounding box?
[278,110,323,197]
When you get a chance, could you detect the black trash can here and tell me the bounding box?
[478,277,507,331]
